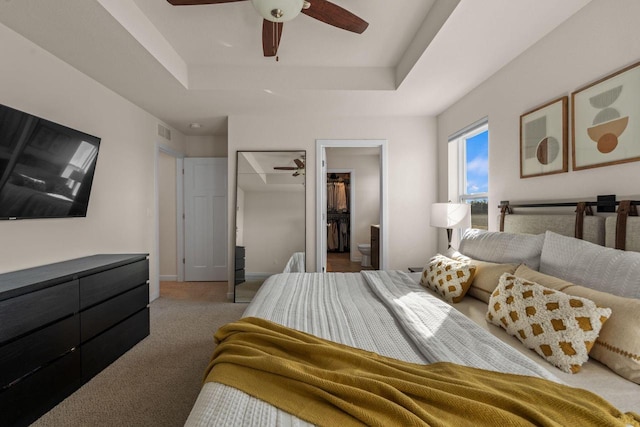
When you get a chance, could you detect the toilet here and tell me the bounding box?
[357,243,372,267]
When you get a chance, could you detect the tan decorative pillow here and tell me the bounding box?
[468,260,519,303]
[421,254,476,303]
[513,264,575,292]
[448,252,519,303]
[487,273,611,374]
[515,264,640,384]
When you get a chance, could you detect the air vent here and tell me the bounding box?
[157,124,172,141]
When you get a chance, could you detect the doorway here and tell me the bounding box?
[316,140,388,273]
[326,170,356,272]
[154,143,184,301]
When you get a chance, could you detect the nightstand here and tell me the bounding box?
[408,267,423,273]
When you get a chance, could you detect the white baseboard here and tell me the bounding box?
[160,274,178,281]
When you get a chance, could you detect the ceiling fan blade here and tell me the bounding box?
[294,159,305,168]
[274,166,297,170]
[167,0,247,5]
[262,20,284,57]
[302,0,368,34]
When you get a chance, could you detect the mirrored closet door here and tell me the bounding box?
[234,151,306,302]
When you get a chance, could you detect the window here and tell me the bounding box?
[449,120,489,230]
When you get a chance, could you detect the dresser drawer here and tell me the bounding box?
[81,283,148,343]
[0,315,79,388]
[79,259,148,309]
[0,280,78,344]
[235,246,245,258]
[0,350,81,427]
[82,307,150,381]
[235,257,245,270]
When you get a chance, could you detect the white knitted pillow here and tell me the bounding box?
[487,273,611,373]
[459,229,544,270]
[540,231,640,299]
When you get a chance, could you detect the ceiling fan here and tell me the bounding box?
[166,0,368,58]
[274,157,305,176]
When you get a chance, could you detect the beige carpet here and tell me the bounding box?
[234,279,264,302]
[31,283,247,427]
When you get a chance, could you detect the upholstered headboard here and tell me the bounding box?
[502,214,605,245]
[605,216,640,252]
[498,198,639,252]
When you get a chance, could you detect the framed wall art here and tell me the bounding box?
[572,60,640,170]
[520,96,568,178]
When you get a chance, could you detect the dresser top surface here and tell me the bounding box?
[0,254,148,300]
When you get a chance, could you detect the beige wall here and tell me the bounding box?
[243,190,305,274]
[437,0,640,244]
[158,152,177,278]
[228,115,438,294]
[186,135,228,157]
[0,23,186,301]
[326,149,381,262]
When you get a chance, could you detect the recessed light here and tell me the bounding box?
[189,123,202,129]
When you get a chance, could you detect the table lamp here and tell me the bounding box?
[430,203,472,248]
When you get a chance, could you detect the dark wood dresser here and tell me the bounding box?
[0,254,149,427]
[234,246,245,285]
[371,225,380,270]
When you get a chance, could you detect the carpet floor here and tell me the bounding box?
[31,282,247,427]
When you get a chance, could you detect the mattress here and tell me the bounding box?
[185,271,639,425]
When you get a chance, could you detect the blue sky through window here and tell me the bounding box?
[465,130,488,194]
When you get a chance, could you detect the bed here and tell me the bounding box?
[282,252,306,273]
[186,203,640,426]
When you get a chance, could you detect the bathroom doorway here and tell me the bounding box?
[324,147,381,272]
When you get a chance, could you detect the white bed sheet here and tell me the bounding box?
[185,271,639,426]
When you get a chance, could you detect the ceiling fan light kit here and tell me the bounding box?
[251,0,303,22]
[167,0,368,58]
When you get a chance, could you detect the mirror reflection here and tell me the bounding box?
[234,151,306,302]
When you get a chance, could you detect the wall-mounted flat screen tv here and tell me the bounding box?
[0,103,101,220]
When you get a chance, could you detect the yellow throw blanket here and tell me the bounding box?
[205,317,640,427]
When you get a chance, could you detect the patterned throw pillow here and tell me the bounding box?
[514,264,640,384]
[487,273,611,374]
[421,254,476,303]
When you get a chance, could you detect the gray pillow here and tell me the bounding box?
[539,230,640,299]
[458,229,544,270]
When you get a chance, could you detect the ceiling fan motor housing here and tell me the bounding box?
[251,0,304,22]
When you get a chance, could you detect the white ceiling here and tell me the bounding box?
[0,0,592,136]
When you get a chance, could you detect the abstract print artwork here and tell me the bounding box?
[572,60,640,170]
[520,96,568,178]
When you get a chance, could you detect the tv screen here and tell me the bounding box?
[0,103,101,220]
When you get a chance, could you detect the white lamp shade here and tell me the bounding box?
[430,203,471,229]
[251,0,304,22]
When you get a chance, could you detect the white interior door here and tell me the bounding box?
[184,158,227,281]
